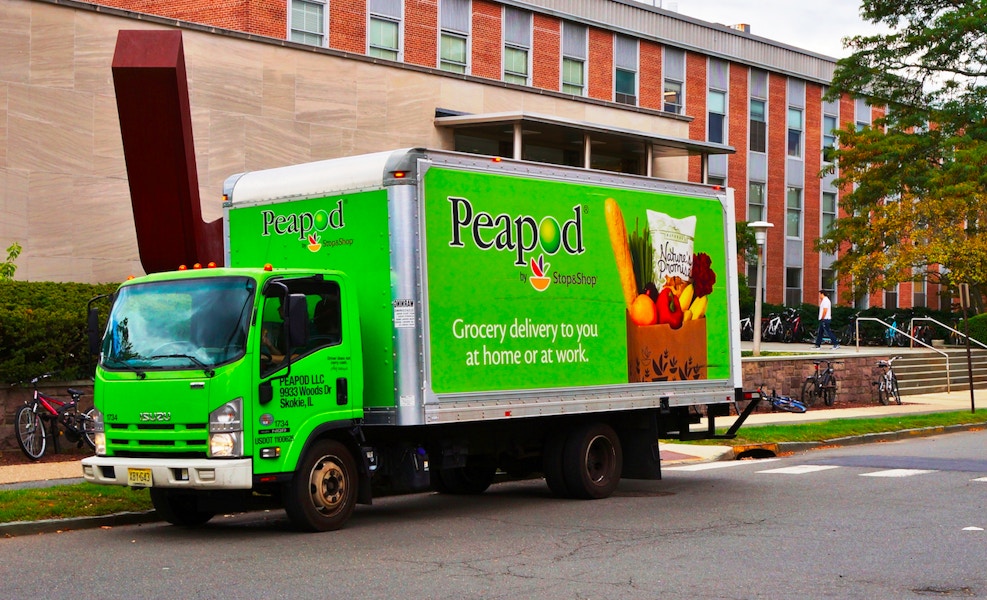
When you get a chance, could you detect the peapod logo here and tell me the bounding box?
[447,196,586,292]
[261,200,345,252]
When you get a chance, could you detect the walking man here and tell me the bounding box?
[813,290,839,349]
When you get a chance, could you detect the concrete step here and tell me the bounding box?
[887,349,987,396]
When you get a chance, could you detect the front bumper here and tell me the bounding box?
[81,456,253,489]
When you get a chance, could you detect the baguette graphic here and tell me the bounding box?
[605,198,638,311]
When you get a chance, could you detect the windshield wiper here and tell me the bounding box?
[146,354,216,377]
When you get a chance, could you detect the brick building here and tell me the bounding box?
[0,0,938,310]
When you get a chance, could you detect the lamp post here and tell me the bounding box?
[748,221,774,357]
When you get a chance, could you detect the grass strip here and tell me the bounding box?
[0,483,152,524]
[707,409,987,446]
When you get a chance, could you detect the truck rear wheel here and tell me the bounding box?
[284,439,357,532]
[150,489,215,527]
[562,423,622,500]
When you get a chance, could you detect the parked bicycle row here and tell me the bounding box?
[732,357,903,415]
[739,305,962,347]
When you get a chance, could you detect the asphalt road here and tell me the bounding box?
[1,430,985,599]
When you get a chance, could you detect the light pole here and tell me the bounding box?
[748,221,774,357]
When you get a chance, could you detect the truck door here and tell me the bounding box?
[254,278,357,474]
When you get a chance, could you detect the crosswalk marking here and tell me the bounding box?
[758,465,841,475]
[859,469,937,478]
[664,459,780,471]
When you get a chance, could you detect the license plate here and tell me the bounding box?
[127,468,153,487]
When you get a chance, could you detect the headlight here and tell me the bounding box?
[209,398,243,458]
[92,409,106,456]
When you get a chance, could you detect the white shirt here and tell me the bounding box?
[818,295,831,320]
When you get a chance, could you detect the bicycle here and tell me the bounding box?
[761,312,785,342]
[754,383,807,413]
[873,356,903,405]
[739,316,754,341]
[782,307,807,343]
[801,359,841,407]
[13,373,96,461]
[838,312,861,346]
[884,314,906,347]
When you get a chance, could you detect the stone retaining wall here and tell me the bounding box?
[0,355,895,452]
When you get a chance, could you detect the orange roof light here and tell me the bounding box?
[207,262,217,268]
[392,171,407,179]
[178,265,187,271]
[193,263,202,269]
[492,157,503,163]
[263,263,274,272]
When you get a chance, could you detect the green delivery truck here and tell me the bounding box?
[82,148,753,531]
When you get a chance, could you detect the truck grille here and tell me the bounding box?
[107,422,209,457]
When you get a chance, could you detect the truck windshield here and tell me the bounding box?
[101,276,256,371]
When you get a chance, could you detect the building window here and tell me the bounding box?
[750,99,766,153]
[504,7,531,85]
[748,182,765,222]
[369,17,400,60]
[823,114,838,163]
[822,191,837,235]
[786,187,802,238]
[788,108,803,158]
[440,0,470,73]
[290,0,327,46]
[914,269,927,308]
[885,286,898,310]
[708,90,726,144]
[663,47,685,114]
[786,267,802,307]
[614,35,638,105]
[561,22,587,96]
[822,269,837,304]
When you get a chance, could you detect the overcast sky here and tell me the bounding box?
[646,0,887,58]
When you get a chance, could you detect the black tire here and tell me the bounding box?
[150,489,215,527]
[284,439,358,532]
[890,374,902,405]
[800,378,819,407]
[782,325,794,343]
[877,382,889,405]
[433,462,496,495]
[561,423,622,500]
[81,407,96,450]
[542,430,570,498]
[14,406,46,460]
[822,374,837,407]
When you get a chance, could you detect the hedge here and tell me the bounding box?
[0,281,119,383]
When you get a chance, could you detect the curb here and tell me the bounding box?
[728,421,987,460]
[1,510,160,537]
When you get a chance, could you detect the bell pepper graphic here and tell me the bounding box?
[656,287,684,330]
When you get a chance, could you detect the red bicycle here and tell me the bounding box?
[13,373,95,460]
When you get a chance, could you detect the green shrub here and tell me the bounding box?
[964,312,987,345]
[0,281,119,383]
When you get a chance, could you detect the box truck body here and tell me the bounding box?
[83,149,749,531]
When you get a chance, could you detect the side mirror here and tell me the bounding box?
[87,306,101,355]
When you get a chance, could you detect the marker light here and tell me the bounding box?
[193,263,202,269]
[178,265,187,271]
[264,263,274,272]
[207,262,217,268]
[392,171,407,179]
[492,157,503,162]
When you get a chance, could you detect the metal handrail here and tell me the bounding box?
[910,317,987,351]
[857,317,951,393]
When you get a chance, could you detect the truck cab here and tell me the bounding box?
[83,266,367,529]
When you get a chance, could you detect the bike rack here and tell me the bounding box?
[857,317,951,393]
[910,317,987,351]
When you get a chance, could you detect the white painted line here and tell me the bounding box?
[665,459,780,471]
[962,527,984,531]
[757,465,841,475]
[972,477,987,482]
[860,469,937,478]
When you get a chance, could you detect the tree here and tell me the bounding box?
[821,0,987,311]
[1,242,22,281]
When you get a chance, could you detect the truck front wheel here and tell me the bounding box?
[150,489,215,527]
[562,423,623,500]
[284,439,357,532]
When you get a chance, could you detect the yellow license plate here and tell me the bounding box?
[127,468,153,487]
